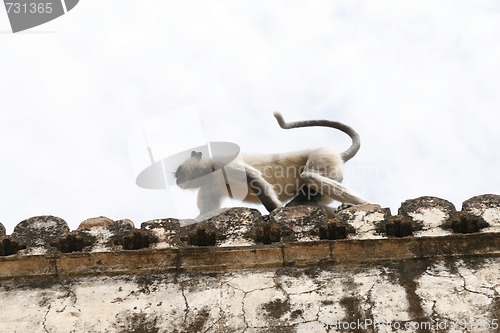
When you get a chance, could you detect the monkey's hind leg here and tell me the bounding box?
[286,184,323,207]
[300,171,369,205]
[245,166,282,212]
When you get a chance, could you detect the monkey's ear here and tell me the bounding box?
[191,151,202,160]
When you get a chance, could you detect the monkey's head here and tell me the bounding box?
[175,151,213,189]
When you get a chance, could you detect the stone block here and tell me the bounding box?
[141,219,182,249]
[180,207,264,247]
[398,196,456,237]
[76,217,135,252]
[269,205,327,242]
[12,215,69,255]
[462,194,500,232]
[335,204,389,239]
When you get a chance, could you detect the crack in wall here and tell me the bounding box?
[337,275,375,332]
[42,304,51,333]
[240,285,277,331]
[203,315,224,333]
[414,259,500,332]
[460,273,493,298]
[208,282,226,333]
[364,282,377,315]
[225,274,279,331]
[180,281,190,326]
[58,280,79,313]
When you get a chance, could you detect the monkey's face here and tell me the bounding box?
[175,151,212,189]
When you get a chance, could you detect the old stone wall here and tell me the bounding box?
[1,194,499,332]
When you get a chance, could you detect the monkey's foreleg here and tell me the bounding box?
[245,166,282,212]
[300,171,369,205]
[197,184,225,215]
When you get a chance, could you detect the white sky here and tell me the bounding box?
[1,1,499,232]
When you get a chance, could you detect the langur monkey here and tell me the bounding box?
[175,112,369,215]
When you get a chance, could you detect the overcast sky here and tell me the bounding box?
[1,1,499,232]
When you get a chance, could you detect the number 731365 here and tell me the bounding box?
[5,2,53,14]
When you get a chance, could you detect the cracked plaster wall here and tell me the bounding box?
[1,258,499,332]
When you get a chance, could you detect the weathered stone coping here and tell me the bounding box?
[1,231,498,280]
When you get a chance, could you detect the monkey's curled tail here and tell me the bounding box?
[273,112,361,162]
